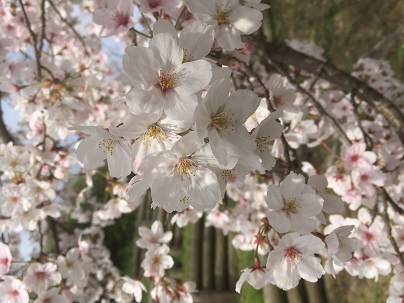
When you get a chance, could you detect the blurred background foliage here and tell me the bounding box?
[265,0,404,78]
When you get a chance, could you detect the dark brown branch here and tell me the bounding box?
[0,93,14,144]
[381,188,404,216]
[269,60,352,145]
[382,197,404,268]
[260,42,404,146]
[18,0,42,77]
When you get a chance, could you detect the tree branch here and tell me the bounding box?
[0,93,14,144]
[48,0,90,56]
[259,42,404,146]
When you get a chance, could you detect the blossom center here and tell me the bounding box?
[113,12,130,28]
[158,69,176,93]
[215,6,232,24]
[176,158,197,180]
[143,124,165,144]
[98,139,115,155]
[285,247,300,262]
[35,271,47,280]
[0,257,9,266]
[152,255,160,265]
[221,169,238,182]
[350,154,359,163]
[148,0,162,9]
[10,290,20,297]
[211,110,236,133]
[282,198,299,214]
[255,136,270,153]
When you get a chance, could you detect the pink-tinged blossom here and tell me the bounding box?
[34,288,69,303]
[22,262,62,294]
[265,172,324,233]
[141,244,174,278]
[121,277,147,303]
[266,233,325,291]
[194,78,260,166]
[137,0,182,14]
[0,243,11,277]
[0,276,29,303]
[351,166,385,194]
[93,0,135,36]
[357,221,389,256]
[123,33,212,120]
[236,257,271,293]
[341,142,376,170]
[70,126,131,178]
[325,225,358,277]
[136,221,173,249]
[171,208,203,228]
[265,74,296,111]
[188,0,263,50]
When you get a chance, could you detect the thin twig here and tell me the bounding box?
[18,0,41,77]
[141,13,153,35]
[260,41,404,146]
[382,188,404,216]
[48,0,90,56]
[269,60,352,145]
[130,28,152,39]
[350,92,373,148]
[382,197,404,268]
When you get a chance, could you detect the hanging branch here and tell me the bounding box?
[382,197,404,268]
[18,0,42,77]
[268,60,352,145]
[259,41,404,146]
[48,0,90,56]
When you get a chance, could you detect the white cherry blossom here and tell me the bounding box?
[194,78,260,166]
[188,0,264,50]
[70,126,131,178]
[265,172,324,233]
[123,33,212,120]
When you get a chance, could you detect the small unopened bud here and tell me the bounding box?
[218,59,241,71]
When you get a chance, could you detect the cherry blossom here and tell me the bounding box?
[188,0,265,50]
[0,276,29,303]
[23,262,62,294]
[141,244,174,278]
[136,221,173,249]
[93,0,135,36]
[194,78,260,165]
[123,32,212,120]
[265,172,324,233]
[266,233,325,291]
